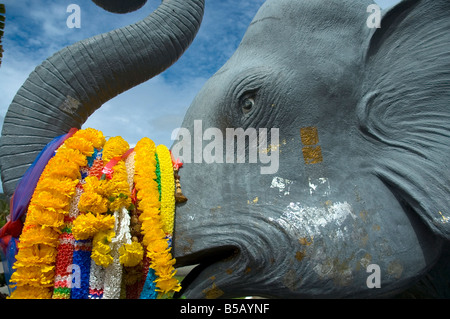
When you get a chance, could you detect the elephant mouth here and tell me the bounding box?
[174,245,240,298]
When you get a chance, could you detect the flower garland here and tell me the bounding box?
[134,139,180,298]
[75,137,130,264]
[72,149,102,299]
[53,154,99,299]
[8,128,105,299]
[64,135,105,299]
[157,145,176,235]
[133,138,160,299]
[76,136,131,299]
[122,150,148,298]
[154,145,180,295]
[7,128,183,299]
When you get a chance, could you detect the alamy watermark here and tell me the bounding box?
[366,264,381,289]
[66,4,81,29]
[66,3,381,30]
[171,120,280,175]
[64,264,81,289]
[366,4,381,29]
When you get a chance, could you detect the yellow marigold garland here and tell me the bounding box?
[9,128,105,299]
[134,138,180,296]
[91,229,115,267]
[119,241,144,267]
[156,144,176,235]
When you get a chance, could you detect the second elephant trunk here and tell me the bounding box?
[0,0,205,196]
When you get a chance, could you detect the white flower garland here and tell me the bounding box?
[103,207,132,299]
[88,262,105,299]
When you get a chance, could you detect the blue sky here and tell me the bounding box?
[0,0,268,147]
[0,0,398,193]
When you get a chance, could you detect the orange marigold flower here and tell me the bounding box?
[35,177,79,198]
[72,213,115,240]
[62,136,95,156]
[119,242,144,267]
[26,205,65,229]
[54,148,87,167]
[18,225,60,248]
[102,136,130,163]
[154,277,182,294]
[78,192,108,215]
[10,265,55,288]
[14,245,58,266]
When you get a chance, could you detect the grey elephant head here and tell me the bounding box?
[171,0,450,298]
[1,0,449,299]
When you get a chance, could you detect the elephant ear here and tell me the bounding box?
[358,0,450,239]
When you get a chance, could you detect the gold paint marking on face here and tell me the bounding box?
[295,250,306,262]
[300,126,323,164]
[302,146,323,164]
[298,236,313,246]
[260,139,287,154]
[202,283,225,299]
[296,237,313,262]
[300,127,320,145]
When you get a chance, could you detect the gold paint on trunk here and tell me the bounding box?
[203,283,224,299]
[295,250,306,261]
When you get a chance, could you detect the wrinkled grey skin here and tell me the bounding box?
[1,0,449,299]
[173,0,450,298]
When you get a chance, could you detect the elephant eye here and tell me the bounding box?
[240,92,256,114]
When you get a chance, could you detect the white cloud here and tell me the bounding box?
[83,73,207,148]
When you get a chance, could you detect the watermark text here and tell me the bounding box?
[171,120,279,175]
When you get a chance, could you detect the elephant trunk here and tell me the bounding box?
[0,0,205,197]
[92,0,148,14]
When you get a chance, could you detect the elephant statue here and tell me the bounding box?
[0,0,449,298]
